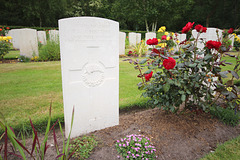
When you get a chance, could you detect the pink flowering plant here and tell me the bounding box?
[125,24,240,113]
[115,134,157,159]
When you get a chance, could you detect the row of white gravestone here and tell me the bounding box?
[7,29,59,58]
[192,28,235,51]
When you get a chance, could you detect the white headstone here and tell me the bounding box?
[37,31,47,45]
[59,17,119,138]
[206,28,223,41]
[119,32,126,55]
[145,32,156,49]
[228,35,234,51]
[7,29,20,49]
[136,33,141,44]
[179,33,186,42]
[192,29,207,50]
[49,30,59,42]
[129,32,136,46]
[19,28,38,58]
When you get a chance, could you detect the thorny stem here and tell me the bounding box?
[194,32,201,61]
[137,63,146,85]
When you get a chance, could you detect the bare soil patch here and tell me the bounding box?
[2,108,240,160]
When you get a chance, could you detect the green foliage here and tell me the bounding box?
[0,40,11,59]
[0,26,10,36]
[209,106,240,126]
[234,39,240,51]
[0,105,75,160]
[132,40,148,57]
[70,135,98,159]
[18,55,31,62]
[115,134,157,159]
[38,40,60,61]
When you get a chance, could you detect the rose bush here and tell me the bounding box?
[125,24,240,113]
[0,36,12,59]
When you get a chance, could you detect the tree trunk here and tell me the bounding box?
[145,19,149,32]
[151,21,157,32]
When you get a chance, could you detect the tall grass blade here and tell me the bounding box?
[29,119,40,149]
[64,107,75,158]
[30,132,37,156]
[8,152,23,159]
[4,126,7,160]
[13,137,35,160]
[53,128,60,155]
[58,121,65,159]
[0,132,4,141]
[0,122,26,160]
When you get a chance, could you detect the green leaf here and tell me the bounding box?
[182,44,191,49]
[181,94,186,102]
[178,91,184,94]
[188,63,197,68]
[144,69,152,74]
[177,63,185,68]
[163,83,170,93]
[203,54,213,60]
[139,58,147,64]
[170,106,175,112]
[230,71,239,79]
[219,71,229,78]
[167,78,174,84]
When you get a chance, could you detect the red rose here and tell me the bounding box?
[161,35,166,40]
[144,71,153,81]
[6,27,10,30]
[181,22,195,33]
[152,48,160,54]
[0,28,2,31]
[228,28,234,34]
[163,57,176,70]
[195,24,207,33]
[146,38,158,45]
[206,40,222,50]
[128,51,133,55]
[202,27,207,33]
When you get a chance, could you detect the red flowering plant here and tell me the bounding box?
[0,26,10,36]
[125,23,240,114]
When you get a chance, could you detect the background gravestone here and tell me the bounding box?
[37,31,47,45]
[206,28,223,41]
[136,33,141,44]
[192,29,207,51]
[228,35,234,51]
[119,32,126,55]
[49,30,59,42]
[59,17,119,138]
[7,29,20,49]
[129,32,136,46]
[19,28,38,58]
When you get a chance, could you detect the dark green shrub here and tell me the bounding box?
[210,106,240,126]
[38,40,60,61]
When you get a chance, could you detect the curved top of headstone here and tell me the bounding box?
[19,28,37,31]
[59,16,118,24]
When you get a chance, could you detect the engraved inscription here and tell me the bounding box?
[82,63,104,87]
